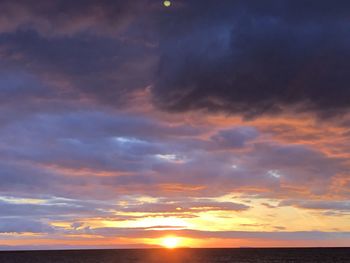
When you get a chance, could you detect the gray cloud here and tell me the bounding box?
[118,200,249,213]
[280,200,350,212]
[0,218,54,234]
[210,127,258,149]
[77,226,350,241]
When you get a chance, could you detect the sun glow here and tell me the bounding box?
[161,236,180,249]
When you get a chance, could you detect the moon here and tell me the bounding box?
[163,1,171,7]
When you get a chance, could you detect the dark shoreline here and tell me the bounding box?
[0,247,349,252]
[0,247,349,263]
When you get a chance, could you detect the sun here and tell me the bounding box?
[161,236,180,249]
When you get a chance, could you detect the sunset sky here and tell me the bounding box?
[0,0,350,249]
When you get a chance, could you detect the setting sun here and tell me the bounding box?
[161,237,180,249]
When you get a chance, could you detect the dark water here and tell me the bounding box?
[0,248,349,263]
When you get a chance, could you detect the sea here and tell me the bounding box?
[0,248,349,263]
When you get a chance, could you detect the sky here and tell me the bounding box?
[0,0,350,249]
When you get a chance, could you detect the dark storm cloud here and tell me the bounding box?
[0,30,156,107]
[1,0,350,116]
[0,0,147,36]
[153,0,350,117]
[0,0,157,111]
